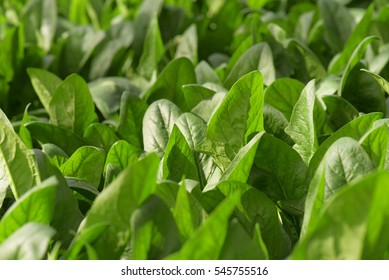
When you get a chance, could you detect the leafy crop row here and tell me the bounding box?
[1,0,389,259]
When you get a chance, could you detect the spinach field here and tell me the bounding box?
[1,0,389,260]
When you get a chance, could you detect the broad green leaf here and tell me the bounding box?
[191,91,225,123]
[19,104,33,148]
[361,68,389,95]
[79,153,160,259]
[263,104,293,144]
[342,62,386,114]
[173,181,202,242]
[360,124,389,170]
[220,219,268,260]
[41,143,68,167]
[339,36,378,96]
[195,61,221,84]
[143,57,196,111]
[117,92,148,149]
[251,133,307,203]
[143,99,182,155]
[27,68,62,113]
[0,177,57,243]
[322,95,359,133]
[49,74,98,135]
[197,71,264,170]
[34,150,83,247]
[60,146,106,189]
[175,24,197,64]
[303,137,374,237]
[204,181,291,259]
[264,78,305,120]
[25,121,86,155]
[166,193,239,260]
[89,77,141,120]
[308,112,382,178]
[137,14,164,79]
[131,195,181,260]
[104,140,140,175]
[293,171,389,259]
[83,123,119,151]
[0,223,55,260]
[224,43,275,88]
[182,84,216,112]
[328,4,374,74]
[57,26,105,76]
[162,125,199,182]
[286,39,327,81]
[318,0,355,53]
[0,110,40,203]
[285,80,326,164]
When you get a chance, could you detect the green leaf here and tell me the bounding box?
[104,140,140,176]
[191,91,225,123]
[181,84,216,112]
[339,36,378,96]
[308,112,382,179]
[0,110,40,203]
[285,80,326,164]
[293,171,389,259]
[48,74,98,135]
[251,133,307,203]
[224,43,275,88]
[166,193,239,260]
[263,104,293,144]
[322,95,359,133]
[195,61,221,84]
[360,124,389,170]
[79,153,160,259]
[163,125,199,182]
[197,71,264,170]
[361,68,389,95]
[25,121,86,155]
[264,78,305,120]
[19,104,33,149]
[0,223,55,260]
[83,123,119,151]
[131,195,181,259]
[60,146,106,189]
[0,177,57,243]
[175,24,198,64]
[220,219,268,260]
[27,68,62,113]
[328,4,375,74]
[173,181,202,242]
[342,63,386,114]
[41,143,68,167]
[34,150,83,247]
[143,99,182,155]
[302,137,374,237]
[137,14,164,79]
[318,0,355,54]
[117,92,148,149]
[89,77,141,120]
[143,57,196,111]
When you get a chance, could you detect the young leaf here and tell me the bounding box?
[117,92,148,149]
[0,177,57,243]
[162,125,199,182]
[143,57,196,111]
[60,146,106,189]
[361,68,389,95]
[137,14,164,79]
[285,80,326,164]
[131,195,181,259]
[83,123,119,151]
[195,61,221,84]
[360,124,389,170]
[25,121,87,155]
[302,137,374,237]
[48,74,98,135]
[0,110,40,203]
[181,84,216,112]
[197,71,264,170]
[175,24,198,64]
[27,68,62,113]
[0,223,55,260]
[166,193,240,260]
[143,99,182,155]
[79,153,160,259]
[224,43,275,88]
[293,171,389,259]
